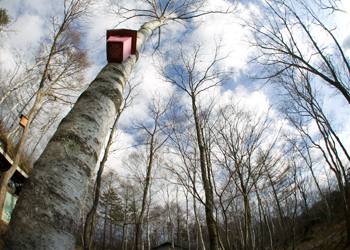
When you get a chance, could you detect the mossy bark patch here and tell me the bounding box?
[64,140,80,157]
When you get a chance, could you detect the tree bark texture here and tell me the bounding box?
[4,19,163,250]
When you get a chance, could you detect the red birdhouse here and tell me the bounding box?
[19,114,28,128]
[106,29,138,63]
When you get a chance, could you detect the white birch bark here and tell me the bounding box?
[4,19,164,250]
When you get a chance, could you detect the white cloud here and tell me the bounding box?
[191,2,252,74]
[10,14,45,47]
[219,85,271,115]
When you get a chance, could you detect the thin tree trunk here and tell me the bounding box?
[146,189,152,250]
[122,194,129,250]
[238,215,244,249]
[262,204,274,250]
[103,206,108,250]
[292,189,298,250]
[122,191,129,250]
[0,87,43,213]
[4,19,164,250]
[147,208,150,250]
[136,131,156,250]
[168,200,174,249]
[191,94,219,250]
[185,191,191,250]
[122,222,127,250]
[193,187,206,250]
[243,194,253,250]
[255,185,264,250]
[125,223,129,250]
[299,144,331,219]
[266,170,287,249]
[109,217,114,249]
[83,109,121,250]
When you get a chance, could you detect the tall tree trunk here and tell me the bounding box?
[193,172,206,250]
[185,191,191,250]
[243,194,253,250]
[136,131,156,250]
[191,94,219,250]
[146,205,151,250]
[146,188,152,250]
[83,108,121,250]
[109,218,114,249]
[4,19,164,250]
[176,187,181,246]
[102,205,109,250]
[237,215,244,249]
[266,170,287,249]
[125,223,129,250]
[218,195,231,250]
[255,186,264,250]
[122,193,129,250]
[167,200,174,249]
[291,189,298,250]
[122,223,127,250]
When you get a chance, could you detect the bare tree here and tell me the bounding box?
[248,0,350,104]
[264,161,293,250]
[0,0,91,220]
[286,132,332,220]
[278,67,350,245]
[246,1,350,246]
[161,42,231,249]
[132,91,175,250]
[213,101,281,250]
[166,129,207,250]
[118,179,135,250]
[0,51,46,108]
[96,170,122,250]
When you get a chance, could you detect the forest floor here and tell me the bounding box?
[0,220,349,249]
[292,221,349,250]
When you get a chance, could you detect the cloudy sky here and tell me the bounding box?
[1,0,350,176]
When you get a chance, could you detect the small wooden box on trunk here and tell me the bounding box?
[106,29,138,63]
[19,115,27,128]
